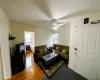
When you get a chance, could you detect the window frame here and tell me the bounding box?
[53,32,59,44]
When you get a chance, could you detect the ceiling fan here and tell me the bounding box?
[50,19,64,30]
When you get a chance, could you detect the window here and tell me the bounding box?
[53,33,59,44]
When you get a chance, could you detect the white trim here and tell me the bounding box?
[0,46,4,80]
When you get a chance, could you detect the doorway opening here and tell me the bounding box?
[24,31,35,53]
[24,31,35,68]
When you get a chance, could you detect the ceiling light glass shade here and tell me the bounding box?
[52,23,64,31]
[52,26,58,30]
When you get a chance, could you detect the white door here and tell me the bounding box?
[69,24,100,80]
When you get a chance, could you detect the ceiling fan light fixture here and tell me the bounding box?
[51,19,64,31]
[52,26,58,31]
[52,22,57,26]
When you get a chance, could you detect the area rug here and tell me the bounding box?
[38,60,65,78]
[42,65,87,80]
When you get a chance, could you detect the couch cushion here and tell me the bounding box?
[61,49,68,54]
[44,48,47,52]
[35,45,47,53]
[38,52,47,59]
[61,54,69,59]
[39,48,44,53]
[56,46,60,51]
[53,44,69,52]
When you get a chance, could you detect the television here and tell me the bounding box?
[16,43,25,53]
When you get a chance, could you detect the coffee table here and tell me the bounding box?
[42,51,59,69]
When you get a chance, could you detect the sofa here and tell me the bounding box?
[34,45,49,63]
[53,44,69,60]
[34,44,69,63]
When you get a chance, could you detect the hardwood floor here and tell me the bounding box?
[8,51,46,80]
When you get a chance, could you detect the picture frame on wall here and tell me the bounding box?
[84,18,89,24]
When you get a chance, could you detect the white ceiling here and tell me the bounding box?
[0,0,100,27]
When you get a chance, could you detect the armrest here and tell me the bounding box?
[34,53,39,63]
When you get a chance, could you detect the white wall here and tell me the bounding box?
[10,21,53,48]
[58,24,70,46]
[0,6,11,79]
[35,26,53,47]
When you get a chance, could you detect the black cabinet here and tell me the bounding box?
[11,43,26,76]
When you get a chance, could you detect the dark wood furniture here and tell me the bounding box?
[42,50,59,69]
[11,43,26,76]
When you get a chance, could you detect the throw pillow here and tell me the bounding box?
[56,46,59,51]
[61,54,69,59]
[39,48,43,53]
[61,49,68,54]
[44,48,47,52]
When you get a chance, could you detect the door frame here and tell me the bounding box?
[0,46,4,80]
[24,31,35,52]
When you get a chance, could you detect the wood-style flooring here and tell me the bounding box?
[8,51,45,80]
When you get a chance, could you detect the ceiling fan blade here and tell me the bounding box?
[56,21,63,24]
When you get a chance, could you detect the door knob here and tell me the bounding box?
[74,48,78,50]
